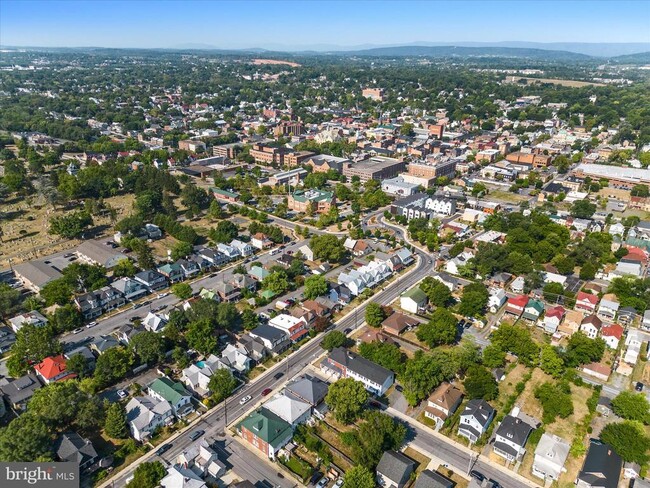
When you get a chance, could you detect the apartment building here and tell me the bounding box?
[321,347,394,396]
[249,143,291,165]
[342,156,406,183]
[408,158,457,179]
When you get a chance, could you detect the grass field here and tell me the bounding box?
[489,190,529,204]
[506,76,605,87]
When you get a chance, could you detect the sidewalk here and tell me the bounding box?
[386,406,542,488]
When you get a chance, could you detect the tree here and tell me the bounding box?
[207,200,224,220]
[129,331,167,365]
[553,256,575,275]
[262,271,290,295]
[48,304,83,333]
[171,282,193,300]
[94,347,134,389]
[208,368,238,403]
[419,277,452,307]
[564,332,605,367]
[481,344,506,369]
[490,323,540,366]
[579,261,597,280]
[48,210,93,238]
[600,421,649,464]
[570,199,597,219]
[104,402,129,439]
[0,283,21,319]
[540,345,565,378]
[325,378,368,424]
[113,258,138,278]
[185,319,217,355]
[343,465,375,488]
[364,302,386,327]
[402,350,444,406]
[458,283,489,317]
[215,302,241,330]
[127,461,166,488]
[630,184,650,197]
[171,241,193,261]
[241,308,258,330]
[8,324,62,377]
[0,414,52,461]
[346,411,407,470]
[320,331,349,351]
[209,220,238,243]
[610,392,650,424]
[358,341,405,374]
[28,381,102,431]
[464,365,498,401]
[543,282,565,302]
[67,353,92,378]
[534,382,574,424]
[310,235,346,263]
[416,308,457,347]
[304,274,328,299]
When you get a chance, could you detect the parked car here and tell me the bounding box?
[333,479,343,488]
[117,389,128,399]
[189,430,205,441]
[86,321,97,328]
[72,328,82,334]
[157,292,169,299]
[239,395,252,405]
[317,477,329,488]
[262,388,272,396]
[470,471,485,482]
[273,372,284,380]
[635,382,644,392]
[156,444,172,456]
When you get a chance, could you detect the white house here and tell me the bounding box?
[580,315,602,339]
[230,239,254,257]
[532,433,570,482]
[488,288,507,313]
[218,344,252,373]
[216,243,240,259]
[262,394,312,428]
[9,310,48,333]
[400,287,428,314]
[111,277,149,301]
[175,438,226,481]
[445,251,474,275]
[493,414,534,462]
[458,399,494,444]
[608,223,625,236]
[143,312,168,333]
[181,355,221,396]
[597,298,620,321]
[298,245,314,261]
[321,347,394,396]
[125,395,173,442]
[147,377,194,418]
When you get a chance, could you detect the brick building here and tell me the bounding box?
[506,151,552,168]
[362,87,385,101]
[342,156,406,183]
[288,189,335,214]
[408,158,457,179]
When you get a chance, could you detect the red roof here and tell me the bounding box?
[508,295,529,307]
[34,355,72,381]
[601,324,624,340]
[577,291,599,305]
[623,246,648,263]
[546,305,566,319]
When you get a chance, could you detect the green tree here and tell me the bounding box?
[8,324,62,377]
[171,282,193,300]
[610,392,650,424]
[171,241,194,261]
[325,378,368,424]
[320,331,349,351]
[262,271,290,295]
[343,465,375,488]
[358,341,405,374]
[458,282,489,317]
[464,365,498,400]
[209,220,238,243]
[534,382,574,424]
[113,258,138,278]
[127,461,166,488]
[48,210,93,238]
[104,402,129,439]
[490,323,540,366]
[364,302,386,327]
[419,276,452,307]
[39,279,74,306]
[481,344,506,369]
[28,381,102,431]
[402,350,444,406]
[0,414,52,461]
[66,353,92,379]
[241,308,258,330]
[48,304,83,333]
[346,411,407,470]
[540,345,565,378]
[579,261,597,280]
[215,302,241,330]
[600,421,649,464]
[310,234,346,263]
[0,283,21,319]
[543,282,565,302]
[304,274,328,299]
[208,368,238,403]
[570,199,597,219]
[94,347,134,389]
[416,308,457,347]
[564,332,606,367]
[186,319,217,355]
[207,199,224,220]
[129,331,167,365]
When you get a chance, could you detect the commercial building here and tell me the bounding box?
[408,158,457,179]
[342,156,406,183]
[362,87,385,101]
[574,163,650,190]
[249,143,291,165]
[288,189,335,214]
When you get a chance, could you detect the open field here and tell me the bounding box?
[505,76,605,87]
[252,59,301,67]
[489,190,530,204]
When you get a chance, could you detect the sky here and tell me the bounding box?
[1,0,649,50]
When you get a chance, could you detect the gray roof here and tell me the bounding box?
[13,260,62,289]
[250,324,288,342]
[0,373,43,406]
[495,415,534,448]
[578,440,622,488]
[413,470,454,488]
[326,347,393,386]
[376,450,415,486]
[77,240,128,267]
[54,432,97,465]
[462,399,494,427]
[285,375,329,406]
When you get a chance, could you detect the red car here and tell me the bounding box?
[261,388,272,396]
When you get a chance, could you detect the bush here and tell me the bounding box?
[534,382,574,424]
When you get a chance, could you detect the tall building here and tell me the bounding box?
[342,156,406,183]
[362,87,385,101]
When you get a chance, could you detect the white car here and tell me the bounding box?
[72,328,82,334]
[157,292,169,299]
[334,479,344,488]
[117,390,127,399]
[86,321,97,328]
[239,395,252,405]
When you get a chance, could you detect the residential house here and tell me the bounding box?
[182,355,222,396]
[433,273,459,292]
[382,312,419,336]
[601,324,624,349]
[160,465,206,488]
[249,265,271,282]
[488,288,507,313]
[54,432,99,472]
[412,470,454,488]
[458,399,495,443]
[74,292,103,319]
[143,312,168,333]
[328,284,352,306]
[158,263,184,283]
[559,309,583,337]
[582,362,611,382]
[0,373,43,411]
[343,238,370,257]
[148,377,194,418]
[34,355,76,384]
[285,375,329,408]
[111,277,149,301]
[64,346,96,371]
[268,314,309,342]
[624,329,644,365]
[134,270,168,291]
[125,395,174,442]
[321,347,394,396]
[493,414,534,462]
[76,240,128,269]
[176,439,226,480]
[597,296,620,322]
[506,295,529,317]
[251,233,272,250]
[376,450,416,488]
[216,243,240,260]
[522,299,544,322]
[298,245,314,261]
[237,334,269,362]
[576,439,622,488]
[237,409,293,459]
[219,344,252,373]
[0,326,16,354]
[197,248,229,268]
[214,281,241,302]
[532,433,570,482]
[445,251,474,276]
[249,325,291,355]
[262,394,312,428]
[400,287,428,314]
[90,335,120,355]
[575,291,599,314]
[510,276,526,294]
[144,223,162,239]
[338,260,392,296]
[232,274,257,294]
[616,306,636,326]
[176,259,200,279]
[580,315,603,339]
[643,310,650,331]
[230,239,254,257]
[543,306,565,334]
[8,310,48,333]
[424,382,463,430]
